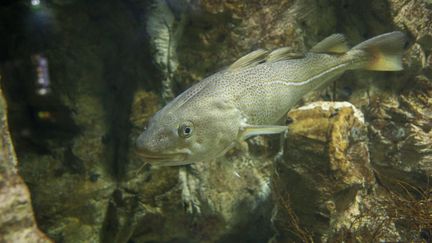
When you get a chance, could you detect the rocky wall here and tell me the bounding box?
[0,86,50,242]
[0,0,430,242]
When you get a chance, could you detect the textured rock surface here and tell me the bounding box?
[366,0,432,187]
[0,87,51,242]
[1,1,153,242]
[271,102,378,242]
[0,0,430,242]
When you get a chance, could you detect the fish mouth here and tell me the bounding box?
[135,150,188,166]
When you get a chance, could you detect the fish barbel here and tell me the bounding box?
[136,31,409,166]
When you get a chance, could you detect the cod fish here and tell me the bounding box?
[136,31,408,166]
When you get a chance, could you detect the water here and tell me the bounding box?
[0,0,431,242]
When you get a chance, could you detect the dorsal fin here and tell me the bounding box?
[266,47,305,62]
[228,49,269,70]
[310,34,349,54]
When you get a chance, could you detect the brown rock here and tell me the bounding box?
[367,75,432,188]
[0,87,51,243]
[271,102,375,242]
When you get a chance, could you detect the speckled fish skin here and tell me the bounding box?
[136,31,408,166]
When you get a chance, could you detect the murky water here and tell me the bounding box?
[0,1,431,242]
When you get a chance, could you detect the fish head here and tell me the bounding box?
[136,98,241,166]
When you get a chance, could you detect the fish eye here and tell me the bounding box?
[178,121,194,138]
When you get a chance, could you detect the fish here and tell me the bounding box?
[136,31,409,166]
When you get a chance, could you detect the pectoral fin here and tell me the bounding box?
[239,125,288,140]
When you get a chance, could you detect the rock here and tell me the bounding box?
[0,0,431,242]
[126,156,273,243]
[367,75,432,190]
[271,102,378,242]
[0,87,51,242]
[362,0,432,188]
[271,100,431,242]
[390,0,432,45]
[15,35,116,242]
[0,1,147,241]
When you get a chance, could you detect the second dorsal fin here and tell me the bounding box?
[311,34,349,54]
[228,49,269,70]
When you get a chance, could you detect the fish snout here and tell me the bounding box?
[135,133,157,154]
[135,133,146,149]
[135,133,173,158]
[135,139,164,160]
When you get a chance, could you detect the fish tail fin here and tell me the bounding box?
[351,31,410,71]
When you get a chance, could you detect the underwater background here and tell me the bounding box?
[0,0,431,242]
